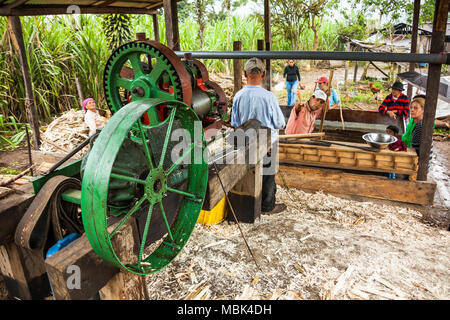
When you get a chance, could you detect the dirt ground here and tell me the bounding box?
[144,186,449,300]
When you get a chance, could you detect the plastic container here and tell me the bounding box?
[46,233,81,259]
[197,196,228,225]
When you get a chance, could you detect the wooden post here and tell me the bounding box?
[6,16,41,150]
[353,61,358,83]
[344,60,349,91]
[98,221,148,300]
[407,0,421,99]
[417,0,449,181]
[152,13,160,42]
[227,161,263,223]
[233,41,242,95]
[264,0,271,91]
[257,39,265,87]
[163,0,180,50]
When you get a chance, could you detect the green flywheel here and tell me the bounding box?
[81,98,208,275]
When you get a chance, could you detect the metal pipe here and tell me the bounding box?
[175,50,448,64]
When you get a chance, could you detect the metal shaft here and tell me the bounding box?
[175,50,448,64]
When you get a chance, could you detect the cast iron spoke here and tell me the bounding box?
[115,77,132,91]
[128,53,145,76]
[109,196,147,238]
[166,142,195,176]
[110,172,146,185]
[148,61,166,83]
[166,187,198,200]
[137,121,154,170]
[159,201,174,242]
[111,166,135,177]
[154,88,175,100]
[159,109,177,168]
[137,201,155,265]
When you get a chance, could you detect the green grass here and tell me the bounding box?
[0,167,21,175]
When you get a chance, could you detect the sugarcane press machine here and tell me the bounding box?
[17,39,229,276]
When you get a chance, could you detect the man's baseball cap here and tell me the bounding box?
[312,89,327,102]
[316,76,329,84]
[244,57,265,74]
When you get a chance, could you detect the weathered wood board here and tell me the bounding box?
[279,141,418,175]
[276,164,436,206]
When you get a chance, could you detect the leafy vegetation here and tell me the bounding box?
[0,0,437,138]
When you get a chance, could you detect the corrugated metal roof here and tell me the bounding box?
[0,0,181,16]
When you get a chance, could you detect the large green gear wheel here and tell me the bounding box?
[81,98,208,275]
[103,40,193,118]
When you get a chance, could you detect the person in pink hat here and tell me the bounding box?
[83,98,108,137]
[316,76,340,110]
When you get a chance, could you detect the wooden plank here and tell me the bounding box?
[98,220,148,300]
[0,183,35,245]
[279,141,418,174]
[275,164,436,206]
[204,127,270,210]
[279,132,325,139]
[227,161,263,223]
[45,228,120,300]
[0,242,31,300]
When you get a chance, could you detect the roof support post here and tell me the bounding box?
[417,0,449,181]
[163,0,180,51]
[407,0,421,99]
[6,16,41,150]
[264,0,271,91]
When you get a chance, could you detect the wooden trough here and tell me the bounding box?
[276,107,437,207]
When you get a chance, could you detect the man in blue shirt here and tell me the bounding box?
[231,57,286,214]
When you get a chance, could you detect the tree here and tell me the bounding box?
[101,14,132,52]
[350,0,436,26]
[271,0,309,50]
[193,0,214,49]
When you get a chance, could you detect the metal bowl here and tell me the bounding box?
[362,133,397,149]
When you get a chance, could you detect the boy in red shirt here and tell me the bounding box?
[386,125,407,151]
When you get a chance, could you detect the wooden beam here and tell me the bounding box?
[0,242,32,300]
[417,0,449,181]
[44,221,124,300]
[369,60,389,78]
[233,41,242,95]
[163,0,180,50]
[407,0,421,99]
[276,164,436,206]
[98,221,148,300]
[0,183,35,245]
[152,13,160,42]
[257,39,265,88]
[0,5,157,16]
[7,16,41,149]
[264,0,271,91]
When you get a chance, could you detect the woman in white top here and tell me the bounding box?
[83,98,107,137]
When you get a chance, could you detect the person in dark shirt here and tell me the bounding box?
[386,125,406,151]
[379,81,410,130]
[283,60,301,106]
